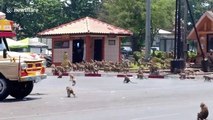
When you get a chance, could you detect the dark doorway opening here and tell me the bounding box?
[207,34,213,52]
[94,39,103,61]
[73,39,84,63]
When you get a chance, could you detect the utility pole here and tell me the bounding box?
[183,0,188,60]
[170,0,185,73]
[144,0,151,61]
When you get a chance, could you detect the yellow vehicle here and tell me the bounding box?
[0,12,46,100]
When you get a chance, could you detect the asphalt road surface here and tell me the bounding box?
[0,75,213,120]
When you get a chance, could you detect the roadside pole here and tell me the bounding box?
[144,0,151,61]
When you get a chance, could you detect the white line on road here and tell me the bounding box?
[131,113,180,120]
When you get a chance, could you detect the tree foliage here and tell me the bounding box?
[63,0,101,20]
[187,0,213,30]
[99,0,176,50]
[152,0,175,31]
[0,0,212,43]
[99,0,146,50]
[0,0,101,39]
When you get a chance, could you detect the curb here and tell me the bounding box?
[47,71,211,80]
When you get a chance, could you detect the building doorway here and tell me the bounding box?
[93,39,103,61]
[72,39,84,63]
[207,34,213,52]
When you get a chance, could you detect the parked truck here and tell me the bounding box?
[0,12,47,101]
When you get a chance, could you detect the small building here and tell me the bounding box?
[154,29,174,52]
[19,38,48,54]
[187,11,213,64]
[38,17,132,65]
[8,38,48,54]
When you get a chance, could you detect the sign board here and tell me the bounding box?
[0,19,13,31]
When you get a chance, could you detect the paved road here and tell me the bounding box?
[0,76,213,120]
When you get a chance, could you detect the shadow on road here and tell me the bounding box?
[1,97,41,103]
[30,93,48,96]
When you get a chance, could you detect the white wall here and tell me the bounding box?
[53,41,73,63]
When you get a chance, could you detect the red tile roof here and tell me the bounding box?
[38,17,133,36]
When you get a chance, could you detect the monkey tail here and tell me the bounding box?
[130,81,137,84]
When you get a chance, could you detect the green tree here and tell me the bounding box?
[187,0,213,30]
[62,0,102,20]
[99,0,176,51]
[152,0,175,32]
[1,0,64,38]
[0,0,101,39]
[99,0,146,51]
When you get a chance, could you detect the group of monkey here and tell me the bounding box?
[58,71,209,120]
[65,73,137,98]
[64,72,141,98]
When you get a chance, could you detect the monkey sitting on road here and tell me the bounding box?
[69,73,76,86]
[179,72,186,79]
[66,86,76,98]
[197,102,209,120]
[137,69,144,79]
[123,75,137,84]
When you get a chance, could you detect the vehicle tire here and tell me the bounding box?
[0,78,10,101]
[10,81,34,99]
[46,61,52,67]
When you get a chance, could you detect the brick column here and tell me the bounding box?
[119,37,122,62]
[85,36,91,62]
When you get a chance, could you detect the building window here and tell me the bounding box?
[54,41,69,49]
[108,40,116,45]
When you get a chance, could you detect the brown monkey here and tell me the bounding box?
[66,86,76,98]
[69,73,76,86]
[203,75,212,82]
[137,69,144,79]
[123,75,137,84]
[123,75,130,83]
[197,102,209,120]
[179,72,186,79]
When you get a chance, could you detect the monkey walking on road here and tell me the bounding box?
[123,75,137,84]
[203,75,212,82]
[66,86,76,98]
[197,102,209,120]
[69,73,76,86]
[58,70,63,78]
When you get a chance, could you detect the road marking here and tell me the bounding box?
[131,113,180,120]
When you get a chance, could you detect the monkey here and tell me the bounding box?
[58,70,63,78]
[197,102,209,120]
[179,72,186,79]
[66,86,76,98]
[203,75,212,82]
[69,73,76,86]
[123,75,137,84]
[57,66,65,78]
[137,69,144,79]
[123,75,130,83]
[51,65,64,78]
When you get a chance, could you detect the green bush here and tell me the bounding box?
[187,51,197,62]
